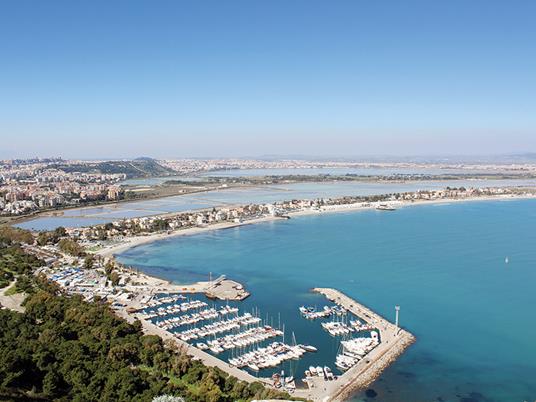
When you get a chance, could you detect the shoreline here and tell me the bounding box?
[96,215,286,257]
[7,183,254,227]
[96,193,536,258]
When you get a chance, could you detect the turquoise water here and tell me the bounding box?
[117,199,536,402]
[16,179,536,230]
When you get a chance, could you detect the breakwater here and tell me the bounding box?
[293,288,415,401]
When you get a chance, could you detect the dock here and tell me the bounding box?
[293,288,416,402]
[124,277,250,309]
[121,286,414,402]
[204,276,250,301]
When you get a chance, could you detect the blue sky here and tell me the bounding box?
[1,0,535,159]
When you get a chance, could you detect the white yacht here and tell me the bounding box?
[376,203,396,211]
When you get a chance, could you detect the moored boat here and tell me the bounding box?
[299,344,318,352]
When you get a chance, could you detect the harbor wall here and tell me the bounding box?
[310,288,416,402]
[331,330,415,401]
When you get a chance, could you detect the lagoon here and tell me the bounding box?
[200,166,515,177]
[16,179,536,230]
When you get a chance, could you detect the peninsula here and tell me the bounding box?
[10,184,535,401]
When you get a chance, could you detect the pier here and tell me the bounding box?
[293,288,416,401]
[204,276,250,301]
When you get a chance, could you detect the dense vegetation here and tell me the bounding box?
[36,227,67,246]
[0,227,34,245]
[0,227,41,290]
[0,281,295,401]
[50,159,175,178]
[0,245,44,290]
[57,238,85,257]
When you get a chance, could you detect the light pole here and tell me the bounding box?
[395,305,400,333]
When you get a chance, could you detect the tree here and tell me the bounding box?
[0,245,44,289]
[0,227,34,244]
[37,232,51,246]
[108,343,139,364]
[42,370,61,397]
[84,255,95,270]
[110,271,120,287]
[53,226,67,238]
[198,378,222,402]
[58,239,85,257]
[105,261,115,276]
[96,229,108,241]
[152,219,168,231]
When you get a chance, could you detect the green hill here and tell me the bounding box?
[51,159,176,178]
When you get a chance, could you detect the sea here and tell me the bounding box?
[116,199,536,402]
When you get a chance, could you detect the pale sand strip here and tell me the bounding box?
[97,193,536,258]
[96,216,285,257]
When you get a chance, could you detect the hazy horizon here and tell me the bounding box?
[1,1,535,159]
[4,153,536,164]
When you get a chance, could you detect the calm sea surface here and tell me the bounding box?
[117,199,536,402]
[16,179,536,230]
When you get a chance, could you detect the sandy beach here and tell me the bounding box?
[96,215,286,257]
[96,193,536,258]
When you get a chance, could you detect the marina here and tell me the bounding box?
[299,304,347,319]
[124,286,414,401]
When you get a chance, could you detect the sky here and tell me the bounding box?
[1,0,535,159]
